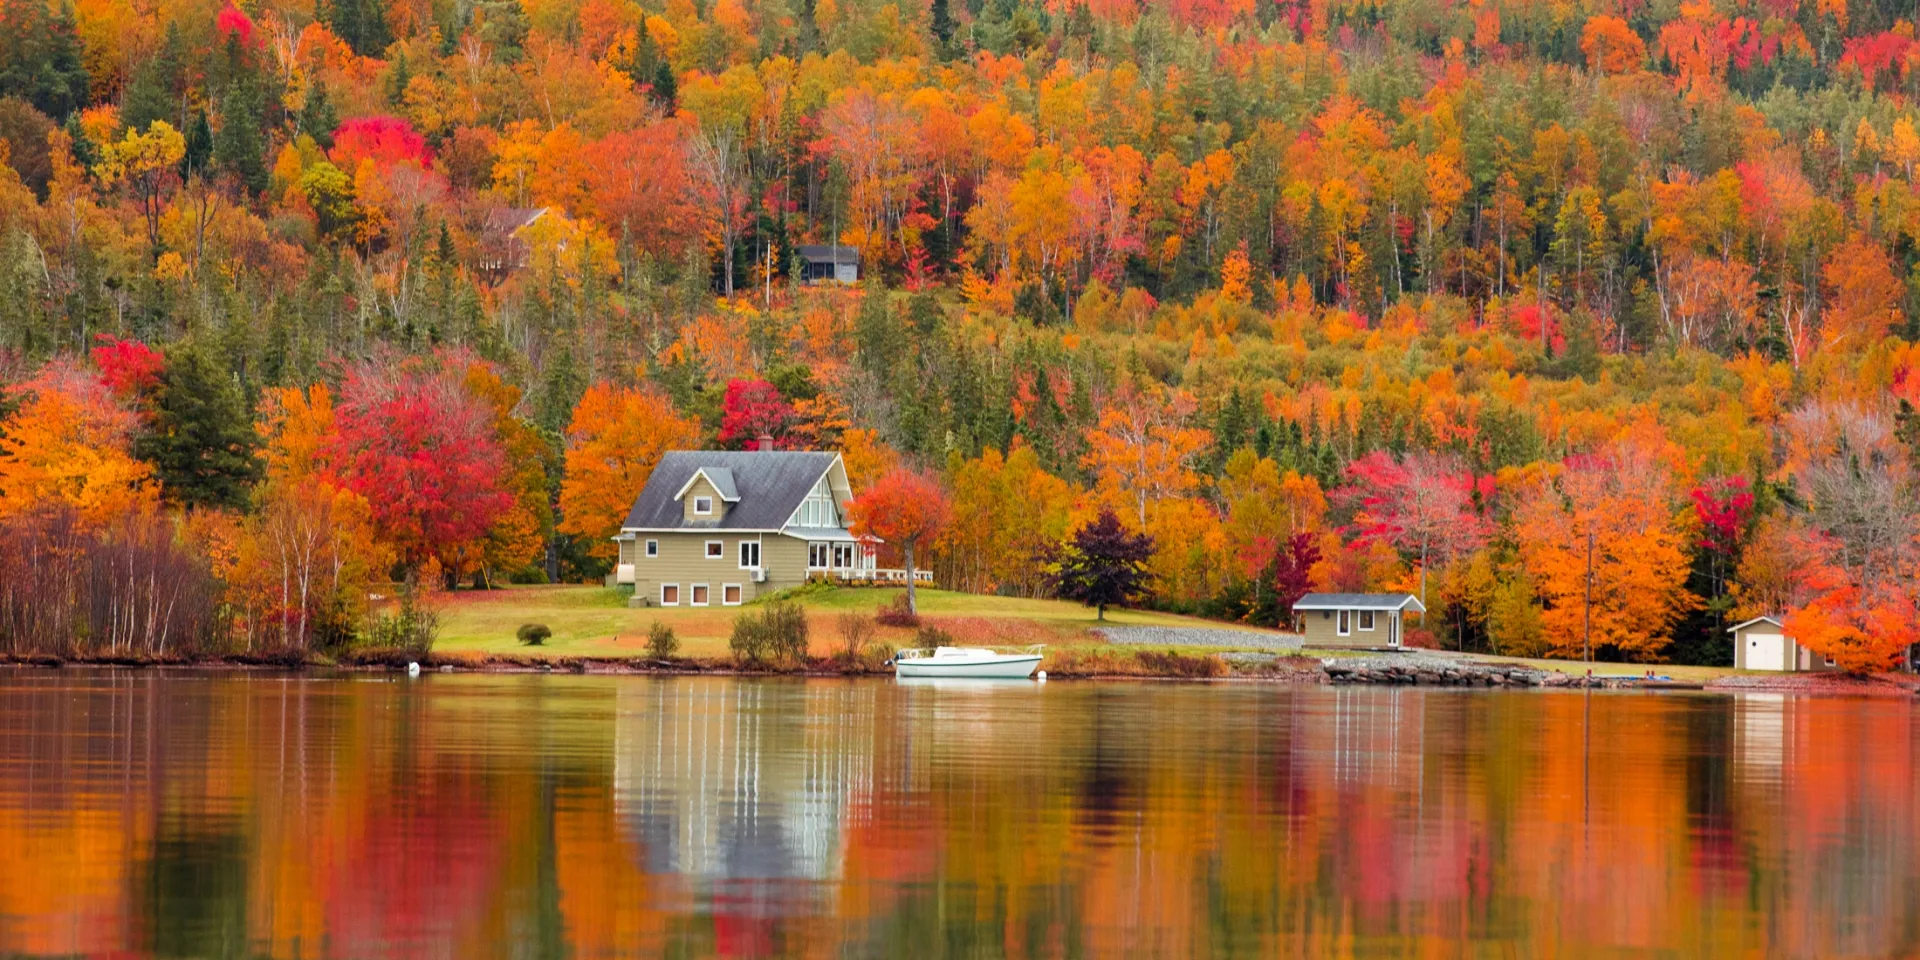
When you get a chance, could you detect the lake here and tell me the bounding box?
[0,670,1913,958]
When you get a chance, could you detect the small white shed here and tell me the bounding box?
[1729,615,1840,672]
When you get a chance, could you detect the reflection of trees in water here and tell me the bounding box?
[0,676,1917,956]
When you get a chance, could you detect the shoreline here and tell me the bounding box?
[4,651,1916,696]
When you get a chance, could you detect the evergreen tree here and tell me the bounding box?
[321,0,391,57]
[299,83,338,149]
[474,0,528,62]
[212,37,267,194]
[651,60,677,110]
[384,51,410,108]
[182,109,211,178]
[134,344,263,510]
[121,25,185,131]
[929,0,956,54]
[0,0,88,118]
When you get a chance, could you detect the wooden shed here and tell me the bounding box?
[1729,616,1842,672]
[1292,593,1425,649]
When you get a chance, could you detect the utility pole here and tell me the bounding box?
[1583,529,1594,664]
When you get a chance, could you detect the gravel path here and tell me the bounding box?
[1095,626,1304,651]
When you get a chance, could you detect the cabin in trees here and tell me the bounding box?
[796,245,860,284]
[1729,616,1841,672]
[1292,593,1424,648]
[614,448,890,608]
[477,207,549,278]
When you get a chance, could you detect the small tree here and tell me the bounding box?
[1050,509,1154,620]
[646,621,680,659]
[1274,532,1322,629]
[730,600,809,666]
[837,610,875,662]
[516,622,551,645]
[847,468,951,616]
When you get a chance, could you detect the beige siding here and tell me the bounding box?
[681,475,729,524]
[1297,608,1402,649]
[1731,623,1845,672]
[617,538,637,566]
[629,531,823,605]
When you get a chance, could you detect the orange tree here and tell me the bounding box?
[847,468,951,615]
[557,381,702,565]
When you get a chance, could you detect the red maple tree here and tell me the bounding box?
[847,468,950,614]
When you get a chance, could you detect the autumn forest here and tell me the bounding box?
[0,0,1916,667]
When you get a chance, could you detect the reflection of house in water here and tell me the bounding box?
[1316,686,1425,790]
[613,679,880,906]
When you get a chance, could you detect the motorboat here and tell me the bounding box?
[891,645,1044,679]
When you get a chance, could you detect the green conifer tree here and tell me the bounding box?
[134,343,263,510]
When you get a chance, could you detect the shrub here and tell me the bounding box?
[731,600,809,665]
[647,621,680,659]
[874,593,920,628]
[517,623,551,645]
[837,611,876,662]
[914,624,956,648]
[508,566,550,585]
[1134,650,1227,678]
[362,593,439,657]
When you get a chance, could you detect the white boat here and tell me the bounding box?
[892,645,1043,679]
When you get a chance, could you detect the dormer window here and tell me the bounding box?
[693,496,713,515]
[797,477,841,528]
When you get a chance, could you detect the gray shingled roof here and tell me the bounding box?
[1292,593,1426,612]
[796,244,860,264]
[623,451,839,531]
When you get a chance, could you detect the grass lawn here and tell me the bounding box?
[429,583,1262,660]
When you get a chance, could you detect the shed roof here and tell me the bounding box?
[623,451,840,531]
[796,244,860,264]
[1727,615,1785,633]
[1293,593,1427,613]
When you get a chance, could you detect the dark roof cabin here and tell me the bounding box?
[796,245,860,284]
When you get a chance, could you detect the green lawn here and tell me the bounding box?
[428,583,1265,660]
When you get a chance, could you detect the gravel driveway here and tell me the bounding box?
[1094,626,1304,651]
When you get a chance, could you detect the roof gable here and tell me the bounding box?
[674,466,740,502]
[1727,615,1785,633]
[624,451,842,531]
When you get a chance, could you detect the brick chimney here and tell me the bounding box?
[757,433,776,452]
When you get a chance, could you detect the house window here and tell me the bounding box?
[808,542,830,568]
[645,539,658,558]
[833,543,855,568]
[797,478,841,528]
[691,584,709,606]
[1825,657,1837,667]
[660,584,679,606]
[706,540,724,559]
[1359,610,1375,631]
[693,496,714,515]
[739,540,761,569]
[1337,610,1351,636]
[723,584,742,605]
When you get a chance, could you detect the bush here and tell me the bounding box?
[517,623,551,645]
[362,593,439,657]
[837,611,876,663]
[508,566,550,585]
[874,593,920,628]
[731,600,809,666]
[647,621,680,659]
[914,624,956,648]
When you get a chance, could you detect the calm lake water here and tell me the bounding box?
[0,671,1914,958]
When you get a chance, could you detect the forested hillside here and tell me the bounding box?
[0,0,1915,666]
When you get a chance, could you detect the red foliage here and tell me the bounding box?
[1841,31,1913,90]
[215,2,256,44]
[89,335,164,399]
[847,469,951,553]
[1273,531,1321,615]
[323,362,513,569]
[1509,303,1564,353]
[330,116,433,173]
[1690,476,1754,557]
[717,378,795,448]
[1334,451,1490,564]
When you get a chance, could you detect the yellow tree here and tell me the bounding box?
[1512,428,1697,661]
[1082,383,1211,526]
[557,381,702,562]
[0,363,156,527]
[93,120,185,255]
[937,442,1078,596]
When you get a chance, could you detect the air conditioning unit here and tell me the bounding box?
[751,568,767,583]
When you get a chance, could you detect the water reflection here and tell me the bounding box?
[0,671,1915,957]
